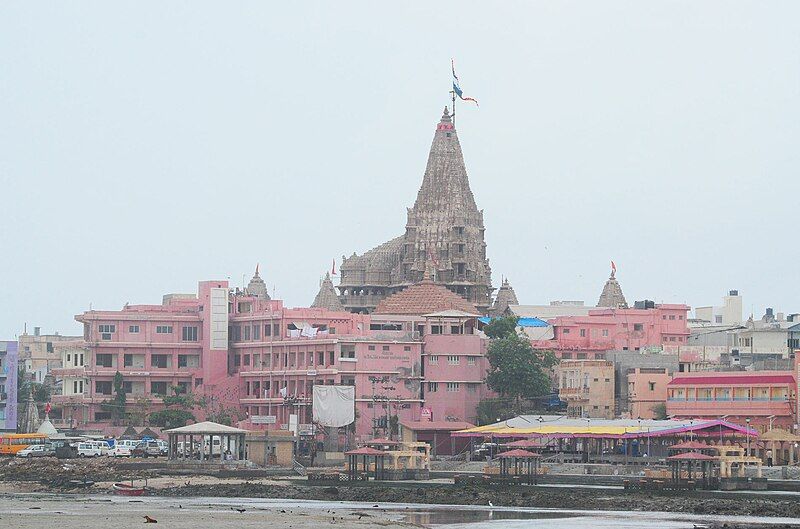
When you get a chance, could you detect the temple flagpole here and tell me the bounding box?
[451,88,456,127]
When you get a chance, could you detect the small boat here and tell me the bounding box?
[112,482,148,496]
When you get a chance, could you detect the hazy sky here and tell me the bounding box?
[2,2,798,338]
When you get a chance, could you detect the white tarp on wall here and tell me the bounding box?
[312,385,355,427]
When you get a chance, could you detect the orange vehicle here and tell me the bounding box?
[0,433,49,455]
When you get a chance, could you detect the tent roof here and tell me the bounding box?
[667,451,717,461]
[165,421,249,435]
[400,420,474,431]
[498,449,541,458]
[345,447,386,456]
[504,439,545,448]
[669,440,714,450]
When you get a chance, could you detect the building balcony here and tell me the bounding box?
[51,367,87,377]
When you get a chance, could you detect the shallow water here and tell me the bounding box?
[3,494,800,528]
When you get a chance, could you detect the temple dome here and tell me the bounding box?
[37,415,58,437]
[373,278,479,315]
[491,277,519,315]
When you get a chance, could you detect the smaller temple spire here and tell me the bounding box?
[491,277,519,316]
[312,272,345,312]
[245,264,270,300]
[597,264,628,309]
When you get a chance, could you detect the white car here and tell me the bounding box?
[76,442,103,457]
[16,444,55,458]
[107,445,132,457]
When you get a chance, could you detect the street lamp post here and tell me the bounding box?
[746,417,751,456]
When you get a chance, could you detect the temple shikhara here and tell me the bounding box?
[337,107,493,314]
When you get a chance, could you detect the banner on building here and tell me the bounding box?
[420,407,433,422]
[312,385,355,427]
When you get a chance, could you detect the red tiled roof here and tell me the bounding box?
[400,420,475,431]
[373,280,479,315]
[669,440,714,451]
[669,374,795,386]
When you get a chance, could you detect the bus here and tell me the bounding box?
[0,433,49,455]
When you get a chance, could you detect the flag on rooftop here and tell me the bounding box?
[451,59,479,106]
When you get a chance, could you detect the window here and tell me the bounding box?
[404,346,411,352]
[467,357,476,366]
[122,381,133,394]
[429,355,439,365]
[151,381,168,395]
[243,326,251,341]
[451,326,462,335]
[124,354,133,367]
[156,325,173,334]
[96,354,113,368]
[382,345,390,351]
[562,328,570,334]
[669,336,676,342]
[431,325,442,335]
[669,315,675,320]
[602,329,609,337]
[580,329,586,337]
[178,354,199,368]
[96,381,112,395]
[151,355,168,368]
[253,324,260,340]
[176,382,190,394]
[633,324,643,331]
[576,352,587,359]
[181,326,198,342]
[447,355,459,365]
[273,324,280,337]
[194,378,203,387]
[264,324,272,336]
[368,345,375,351]
[428,382,438,392]
[317,351,324,365]
[446,382,460,392]
[98,324,116,334]
[329,351,335,365]
[679,315,684,320]
[648,382,656,391]
[561,352,572,359]
[129,325,140,333]
[243,354,250,366]
[467,383,477,393]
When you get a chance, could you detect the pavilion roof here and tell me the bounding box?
[373,279,478,315]
[165,421,249,435]
[504,439,545,448]
[667,451,717,461]
[668,440,714,451]
[759,429,800,442]
[497,449,541,458]
[345,447,386,456]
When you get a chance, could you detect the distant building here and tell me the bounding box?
[695,290,743,326]
[533,303,691,359]
[556,360,615,419]
[0,341,19,432]
[666,370,796,431]
[597,267,628,309]
[18,328,81,382]
[626,367,671,420]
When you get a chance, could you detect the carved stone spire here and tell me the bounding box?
[597,270,628,309]
[311,272,345,311]
[491,277,519,315]
[246,264,270,300]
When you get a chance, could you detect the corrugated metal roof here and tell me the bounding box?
[669,374,795,386]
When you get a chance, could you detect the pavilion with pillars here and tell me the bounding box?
[165,421,249,463]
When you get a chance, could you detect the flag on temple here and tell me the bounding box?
[451,59,479,106]
[331,258,337,275]
[611,260,617,274]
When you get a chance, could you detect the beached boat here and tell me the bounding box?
[112,482,148,496]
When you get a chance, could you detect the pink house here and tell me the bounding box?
[533,304,691,359]
[666,371,796,431]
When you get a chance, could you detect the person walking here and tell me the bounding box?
[766,449,773,467]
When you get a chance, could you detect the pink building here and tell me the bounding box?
[51,271,493,441]
[533,304,691,359]
[626,367,671,419]
[666,371,796,431]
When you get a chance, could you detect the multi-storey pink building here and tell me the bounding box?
[533,304,691,359]
[666,371,796,431]
[51,272,490,441]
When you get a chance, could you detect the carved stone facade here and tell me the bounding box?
[490,278,519,316]
[597,270,628,309]
[338,108,493,313]
[311,272,345,312]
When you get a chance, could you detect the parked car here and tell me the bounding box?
[131,440,161,458]
[155,439,168,456]
[107,445,132,457]
[53,440,78,459]
[76,442,103,457]
[16,444,56,458]
[474,442,500,459]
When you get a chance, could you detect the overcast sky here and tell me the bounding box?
[1,2,798,338]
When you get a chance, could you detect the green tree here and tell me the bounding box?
[105,371,127,425]
[16,367,51,405]
[483,316,519,339]
[485,330,557,412]
[149,409,195,429]
[651,402,668,420]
